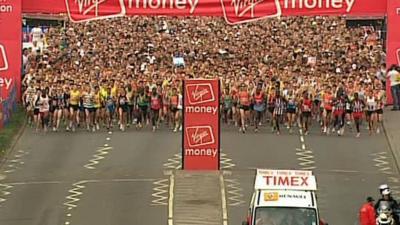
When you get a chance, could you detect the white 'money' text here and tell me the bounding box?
[0,77,12,90]
[128,0,198,13]
[283,0,355,13]
[185,148,218,157]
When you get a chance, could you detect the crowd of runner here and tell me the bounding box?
[22,16,396,137]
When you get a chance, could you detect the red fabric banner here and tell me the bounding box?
[22,0,387,23]
[386,0,400,105]
[0,0,21,127]
[183,79,220,170]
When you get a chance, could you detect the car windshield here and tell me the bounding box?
[254,207,317,225]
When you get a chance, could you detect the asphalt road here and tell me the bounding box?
[0,120,398,225]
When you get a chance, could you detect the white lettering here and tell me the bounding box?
[185,106,218,115]
[345,0,355,12]
[185,148,218,157]
[127,0,198,13]
[282,0,354,12]
[175,0,186,10]
[0,5,13,13]
[304,0,317,9]
[187,0,198,13]
[149,0,161,9]
[0,77,12,90]
[331,0,342,9]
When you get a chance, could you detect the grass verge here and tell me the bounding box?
[0,106,26,157]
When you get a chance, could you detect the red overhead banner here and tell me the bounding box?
[0,0,21,127]
[22,0,387,23]
[183,79,220,170]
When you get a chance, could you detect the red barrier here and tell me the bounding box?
[386,0,400,105]
[183,79,220,170]
[0,0,21,127]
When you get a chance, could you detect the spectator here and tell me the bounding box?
[387,65,400,110]
[359,197,376,225]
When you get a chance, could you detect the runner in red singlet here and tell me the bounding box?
[150,87,162,132]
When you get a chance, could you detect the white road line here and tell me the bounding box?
[301,144,306,150]
[5,181,64,185]
[168,174,175,225]
[325,169,360,173]
[300,136,304,143]
[219,174,228,225]
[2,178,157,186]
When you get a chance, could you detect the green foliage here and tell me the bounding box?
[0,106,26,156]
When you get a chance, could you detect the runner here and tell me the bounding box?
[170,87,180,132]
[286,90,297,134]
[322,86,333,135]
[118,88,129,131]
[82,85,96,132]
[300,91,313,135]
[68,84,81,132]
[223,87,233,125]
[150,87,162,132]
[365,90,378,135]
[93,86,102,131]
[37,89,50,132]
[273,91,286,135]
[253,86,265,132]
[238,84,251,133]
[375,86,385,134]
[105,86,115,133]
[51,86,64,132]
[332,94,346,136]
[352,92,365,138]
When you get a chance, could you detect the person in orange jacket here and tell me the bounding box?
[360,197,377,225]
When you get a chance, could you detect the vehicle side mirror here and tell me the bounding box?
[242,221,249,225]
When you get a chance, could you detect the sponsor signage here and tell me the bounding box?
[21,0,387,22]
[255,169,317,191]
[183,79,220,170]
[0,45,8,71]
[65,0,126,22]
[0,0,21,126]
[260,190,314,207]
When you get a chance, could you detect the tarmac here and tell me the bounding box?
[383,109,400,171]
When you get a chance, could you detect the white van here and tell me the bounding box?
[242,169,328,225]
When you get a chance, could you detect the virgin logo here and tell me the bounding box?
[0,44,8,71]
[186,126,215,147]
[220,0,281,24]
[186,83,215,105]
[65,0,126,22]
